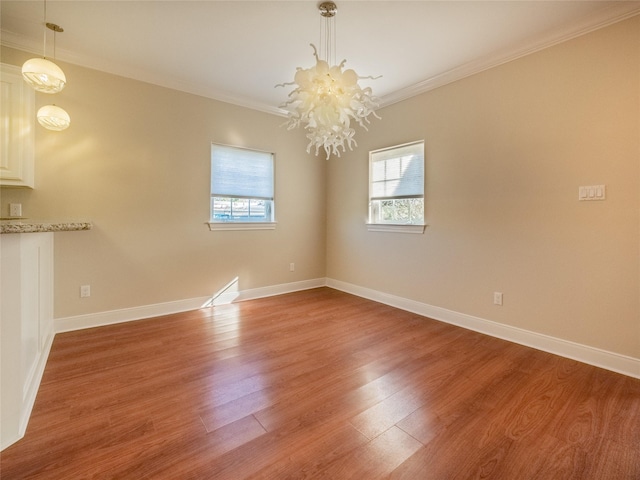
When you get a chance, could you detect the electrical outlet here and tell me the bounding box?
[289,263,295,272]
[493,292,503,306]
[9,203,22,217]
[80,285,91,298]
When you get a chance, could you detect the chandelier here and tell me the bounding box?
[277,1,380,159]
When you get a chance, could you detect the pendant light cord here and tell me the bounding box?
[42,0,47,58]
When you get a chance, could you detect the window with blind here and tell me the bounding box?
[210,144,275,226]
[368,141,424,226]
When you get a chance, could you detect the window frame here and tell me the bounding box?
[208,143,276,231]
[367,140,426,234]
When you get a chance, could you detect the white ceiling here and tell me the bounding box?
[2,1,639,115]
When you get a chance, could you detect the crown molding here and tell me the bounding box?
[3,3,638,115]
[0,30,284,117]
[380,4,640,108]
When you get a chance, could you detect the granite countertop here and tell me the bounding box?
[0,221,93,234]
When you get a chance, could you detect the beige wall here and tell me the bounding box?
[326,16,640,358]
[1,46,327,318]
[2,16,638,360]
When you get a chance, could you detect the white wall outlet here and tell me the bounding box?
[493,292,503,306]
[289,262,295,272]
[80,285,91,298]
[9,203,22,217]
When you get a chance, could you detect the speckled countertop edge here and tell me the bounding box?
[0,222,93,234]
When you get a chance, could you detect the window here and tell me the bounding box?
[368,141,425,233]
[209,144,275,230]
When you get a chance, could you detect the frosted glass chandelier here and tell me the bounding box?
[277,1,380,159]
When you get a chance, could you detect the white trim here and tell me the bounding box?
[366,224,426,234]
[326,278,640,379]
[54,296,212,333]
[233,278,326,302]
[0,33,286,118]
[49,275,640,376]
[380,5,640,108]
[2,5,638,116]
[54,278,326,333]
[207,222,277,231]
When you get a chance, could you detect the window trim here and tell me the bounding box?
[207,221,277,231]
[368,140,426,233]
[366,223,427,234]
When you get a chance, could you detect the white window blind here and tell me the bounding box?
[370,142,424,200]
[211,144,274,200]
[210,144,275,228]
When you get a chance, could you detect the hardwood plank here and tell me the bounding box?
[1,287,638,479]
[321,426,423,479]
[246,422,369,479]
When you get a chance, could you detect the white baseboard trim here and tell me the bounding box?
[54,278,327,333]
[53,276,639,379]
[326,278,640,379]
[54,296,212,333]
[234,278,327,302]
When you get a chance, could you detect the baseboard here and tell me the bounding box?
[326,278,640,379]
[235,278,327,302]
[53,276,639,378]
[54,278,327,333]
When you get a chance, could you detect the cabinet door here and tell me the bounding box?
[1,63,35,188]
[0,232,54,450]
[20,233,54,398]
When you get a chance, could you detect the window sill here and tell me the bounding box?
[366,223,427,234]
[207,222,277,231]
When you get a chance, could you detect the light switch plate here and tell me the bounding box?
[579,185,605,201]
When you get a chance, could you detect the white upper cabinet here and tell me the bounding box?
[1,63,35,188]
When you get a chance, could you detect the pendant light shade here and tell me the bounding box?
[37,105,70,131]
[22,3,67,94]
[22,57,66,94]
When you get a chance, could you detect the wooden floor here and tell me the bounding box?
[1,288,639,479]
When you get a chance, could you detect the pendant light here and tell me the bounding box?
[22,2,66,94]
[35,22,70,131]
[23,3,72,132]
[37,105,70,131]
